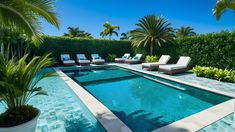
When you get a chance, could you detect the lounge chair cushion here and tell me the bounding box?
[122,53,130,59]
[63,60,75,64]
[79,60,90,63]
[158,55,171,64]
[159,64,187,70]
[61,54,70,61]
[131,54,142,60]
[177,56,191,66]
[62,57,70,61]
[92,59,105,62]
[142,62,164,67]
[115,58,125,61]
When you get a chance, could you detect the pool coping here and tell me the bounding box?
[54,68,132,132]
[55,65,235,132]
[114,64,235,98]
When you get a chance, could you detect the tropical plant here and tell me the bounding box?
[192,66,235,82]
[0,28,32,59]
[145,55,159,63]
[0,0,59,44]
[176,26,196,38]
[107,54,117,62]
[120,33,128,40]
[213,0,235,19]
[64,27,93,39]
[0,53,54,127]
[129,15,175,55]
[100,22,120,40]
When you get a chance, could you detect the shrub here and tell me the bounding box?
[176,31,235,69]
[32,36,133,64]
[107,54,117,62]
[192,66,235,83]
[29,31,235,69]
[145,55,159,63]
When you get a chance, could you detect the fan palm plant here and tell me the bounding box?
[0,53,54,127]
[176,26,196,38]
[213,0,235,19]
[129,15,174,55]
[0,0,59,44]
[100,22,120,40]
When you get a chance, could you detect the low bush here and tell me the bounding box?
[145,55,159,63]
[192,66,235,83]
[107,54,117,62]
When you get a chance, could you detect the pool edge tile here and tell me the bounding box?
[152,99,234,132]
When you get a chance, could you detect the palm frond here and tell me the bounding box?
[129,15,174,55]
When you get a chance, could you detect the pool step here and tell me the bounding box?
[142,75,186,91]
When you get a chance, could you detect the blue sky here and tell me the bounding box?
[42,0,235,38]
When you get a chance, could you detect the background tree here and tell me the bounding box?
[129,15,174,55]
[0,0,59,44]
[100,22,120,40]
[64,27,93,39]
[176,26,196,38]
[120,32,128,40]
[0,28,32,59]
[213,0,235,19]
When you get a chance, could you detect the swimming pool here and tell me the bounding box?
[63,66,231,131]
[0,68,105,132]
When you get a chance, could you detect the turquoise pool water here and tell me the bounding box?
[0,68,105,132]
[64,66,230,131]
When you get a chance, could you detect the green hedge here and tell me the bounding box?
[177,31,235,69]
[32,36,133,63]
[138,31,235,69]
[32,31,235,69]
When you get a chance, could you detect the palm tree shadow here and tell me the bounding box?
[64,114,105,132]
[112,110,169,132]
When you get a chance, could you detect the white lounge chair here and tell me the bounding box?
[61,54,75,66]
[125,54,143,64]
[115,53,130,63]
[142,55,171,71]
[91,54,105,65]
[158,56,191,75]
[76,54,91,66]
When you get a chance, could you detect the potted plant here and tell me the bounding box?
[0,53,54,132]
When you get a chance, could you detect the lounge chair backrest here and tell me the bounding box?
[91,54,101,60]
[158,55,171,64]
[61,54,70,61]
[177,56,191,66]
[122,53,130,59]
[77,54,87,60]
[132,54,142,60]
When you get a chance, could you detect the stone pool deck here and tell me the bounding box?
[114,63,235,132]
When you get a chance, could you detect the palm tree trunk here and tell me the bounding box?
[150,43,153,56]
[109,34,111,40]
[0,43,4,55]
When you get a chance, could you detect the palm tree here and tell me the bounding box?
[64,27,93,38]
[120,33,128,40]
[0,0,59,44]
[176,26,196,38]
[100,22,120,40]
[129,15,174,55]
[213,0,235,19]
[0,53,54,126]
